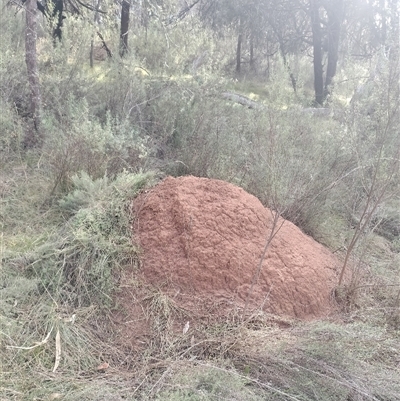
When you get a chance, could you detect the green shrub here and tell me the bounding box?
[148,77,350,243]
[0,99,24,157]
[40,98,148,195]
[16,171,154,308]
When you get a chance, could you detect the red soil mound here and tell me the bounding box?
[133,176,339,319]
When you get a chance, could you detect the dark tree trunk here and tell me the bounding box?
[324,0,343,99]
[249,33,255,70]
[24,0,41,147]
[310,0,324,105]
[236,33,242,74]
[52,0,64,43]
[90,40,94,67]
[120,0,130,57]
[90,0,102,67]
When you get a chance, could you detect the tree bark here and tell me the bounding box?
[120,0,130,57]
[324,0,343,99]
[236,33,242,74]
[51,0,64,43]
[249,33,255,71]
[389,0,399,95]
[380,0,388,47]
[90,0,102,67]
[389,0,399,63]
[24,0,41,147]
[310,0,324,105]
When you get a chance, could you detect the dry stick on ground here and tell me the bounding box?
[243,209,285,317]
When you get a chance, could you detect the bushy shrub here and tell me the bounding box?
[0,100,24,157]
[41,97,148,195]
[143,75,350,242]
[19,171,154,308]
[0,2,27,106]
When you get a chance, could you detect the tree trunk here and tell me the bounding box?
[24,0,41,147]
[380,0,388,47]
[389,0,399,63]
[310,0,324,105]
[90,39,94,68]
[90,0,102,67]
[389,0,399,95]
[51,0,64,43]
[249,33,255,71]
[324,0,343,99]
[236,33,242,74]
[120,0,130,57]
[278,38,297,92]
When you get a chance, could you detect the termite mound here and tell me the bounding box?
[132,176,339,319]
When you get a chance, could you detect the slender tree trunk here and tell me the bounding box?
[236,33,242,74]
[90,40,94,67]
[389,0,399,63]
[324,0,343,99]
[380,0,388,47]
[310,0,324,105]
[269,19,297,92]
[389,0,399,95]
[24,0,41,147]
[120,0,130,57]
[52,0,64,44]
[279,42,297,93]
[90,0,102,67]
[249,33,255,71]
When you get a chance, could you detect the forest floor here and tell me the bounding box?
[1,166,400,401]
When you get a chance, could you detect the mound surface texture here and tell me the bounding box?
[134,176,338,319]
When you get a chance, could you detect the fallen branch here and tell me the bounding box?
[221,92,264,110]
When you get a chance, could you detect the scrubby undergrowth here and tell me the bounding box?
[1,168,399,401]
[1,0,400,398]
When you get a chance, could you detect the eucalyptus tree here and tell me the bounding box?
[308,0,399,105]
[118,0,173,56]
[23,0,41,146]
[307,0,344,104]
[120,0,130,56]
[198,0,272,74]
[341,0,399,59]
[263,0,310,91]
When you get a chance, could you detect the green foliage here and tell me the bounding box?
[0,2,27,104]
[146,72,351,241]
[41,97,148,194]
[0,99,24,157]
[133,18,226,77]
[17,171,153,308]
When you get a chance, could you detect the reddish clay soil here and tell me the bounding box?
[131,176,339,320]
